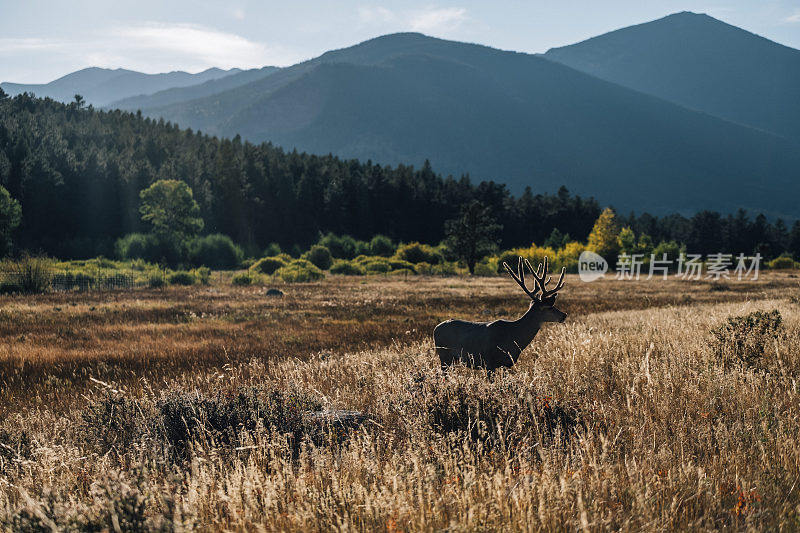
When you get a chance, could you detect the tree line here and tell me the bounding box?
[0,91,798,263]
[0,92,600,258]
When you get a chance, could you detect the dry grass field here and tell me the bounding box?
[1,273,800,531]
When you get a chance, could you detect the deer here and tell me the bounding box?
[434,256,567,372]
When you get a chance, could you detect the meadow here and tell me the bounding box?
[1,272,799,531]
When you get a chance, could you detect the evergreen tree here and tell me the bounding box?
[0,185,21,256]
[445,201,502,274]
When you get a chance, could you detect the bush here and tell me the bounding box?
[251,256,287,275]
[194,266,212,284]
[157,387,321,454]
[317,233,355,259]
[275,260,324,282]
[115,233,185,266]
[415,262,433,275]
[81,393,149,453]
[1,255,53,294]
[474,262,496,276]
[394,242,443,264]
[168,271,197,286]
[148,273,165,288]
[363,259,391,274]
[263,242,282,257]
[369,235,395,257]
[711,309,784,367]
[652,240,682,265]
[387,259,417,272]
[188,234,243,269]
[390,268,415,276]
[768,255,796,270]
[302,245,333,270]
[330,260,365,275]
[231,272,255,286]
[432,262,458,276]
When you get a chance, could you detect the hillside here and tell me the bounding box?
[1,67,241,106]
[132,32,800,217]
[108,66,279,111]
[0,93,600,256]
[544,12,800,142]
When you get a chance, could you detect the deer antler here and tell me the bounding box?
[502,256,540,300]
[525,256,565,299]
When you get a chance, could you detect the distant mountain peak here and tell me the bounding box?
[544,10,800,142]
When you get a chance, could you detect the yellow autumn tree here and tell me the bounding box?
[588,207,621,260]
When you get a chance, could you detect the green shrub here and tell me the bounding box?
[495,250,519,274]
[768,255,796,269]
[390,268,415,276]
[652,240,682,265]
[194,266,212,284]
[263,242,282,257]
[432,262,458,276]
[251,256,287,275]
[89,256,116,269]
[387,258,417,272]
[394,242,443,264]
[415,262,433,275]
[231,272,255,286]
[115,233,185,266]
[330,260,366,275]
[474,262,496,276]
[363,259,391,273]
[168,271,197,286]
[355,240,371,256]
[317,233,367,259]
[302,245,333,270]
[129,258,148,271]
[1,255,53,294]
[275,260,324,282]
[188,234,243,269]
[148,273,166,288]
[369,235,395,257]
[711,309,784,367]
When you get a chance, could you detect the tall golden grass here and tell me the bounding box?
[1,275,799,530]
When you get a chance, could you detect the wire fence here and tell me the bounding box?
[1,268,161,293]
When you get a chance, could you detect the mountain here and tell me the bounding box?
[1,67,242,106]
[129,32,800,218]
[544,12,800,142]
[107,66,279,111]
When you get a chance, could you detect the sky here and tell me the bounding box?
[2,0,800,83]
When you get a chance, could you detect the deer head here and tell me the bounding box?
[502,256,567,323]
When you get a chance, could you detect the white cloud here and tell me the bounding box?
[784,10,800,23]
[0,38,63,54]
[358,6,396,24]
[1,23,300,81]
[115,22,270,69]
[409,7,467,33]
[357,5,467,35]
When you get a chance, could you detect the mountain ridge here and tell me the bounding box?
[543,11,800,142]
[1,66,243,106]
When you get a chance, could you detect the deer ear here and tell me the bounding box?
[541,294,557,306]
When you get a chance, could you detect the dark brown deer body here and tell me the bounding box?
[434,257,567,371]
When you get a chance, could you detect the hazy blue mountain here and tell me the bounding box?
[544,11,800,142]
[108,66,279,111]
[131,32,800,218]
[1,67,242,106]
